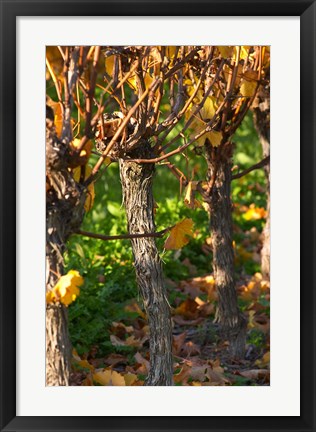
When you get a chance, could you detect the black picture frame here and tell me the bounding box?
[1,1,315,431]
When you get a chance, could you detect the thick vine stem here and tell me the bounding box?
[46,119,86,385]
[119,142,173,385]
[205,141,247,359]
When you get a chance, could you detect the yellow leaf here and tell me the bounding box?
[201,97,217,120]
[164,218,194,250]
[72,165,95,212]
[124,373,138,386]
[46,98,63,137]
[240,71,258,97]
[184,181,202,209]
[217,46,233,58]
[93,369,125,386]
[70,138,92,166]
[46,270,83,306]
[255,351,270,368]
[233,46,251,61]
[77,359,95,372]
[84,182,95,212]
[243,204,267,221]
[166,46,177,59]
[54,103,63,137]
[105,55,115,76]
[240,80,257,97]
[207,131,222,147]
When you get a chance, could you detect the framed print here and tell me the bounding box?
[1,1,315,431]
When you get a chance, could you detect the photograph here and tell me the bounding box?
[45,45,270,387]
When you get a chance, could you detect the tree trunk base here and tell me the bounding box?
[46,304,71,386]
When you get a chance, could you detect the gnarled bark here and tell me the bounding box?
[205,142,247,359]
[46,119,86,385]
[119,142,173,385]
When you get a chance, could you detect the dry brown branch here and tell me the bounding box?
[232,155,270,180]
[76,225,173,241]
[91,76,161,175]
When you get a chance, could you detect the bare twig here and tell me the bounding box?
[232,155,270,180]
[75,46,101,153]
[46,57,63,105]
[90,76,161,175]
[75,225,173,241]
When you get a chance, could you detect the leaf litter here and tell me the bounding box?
[70,271,270,387]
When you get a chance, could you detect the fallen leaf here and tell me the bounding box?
[93,369,126,386]
[124,301,147,319]
[240,369,270,381]
[72,165,95,212]
[124,373,138,386]
[173,332,187,356]
[110,335,126,347]
[181,341,201,357]
[134,352,150,373]
[189,366,209,382]
[255,351,270,368]
[104,353,128,367]
[174,298,199,320]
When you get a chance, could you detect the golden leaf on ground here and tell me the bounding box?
[174,298,199,320]
[46,270,83,306]
[93,369,126,386]
[77,359,95,372]
[255,351,270,368]
[164,218,194,250]
[124,373,138,386]
[173,332,187,356]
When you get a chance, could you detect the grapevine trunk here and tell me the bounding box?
[119,142,173,386]
[205,142,247,358]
